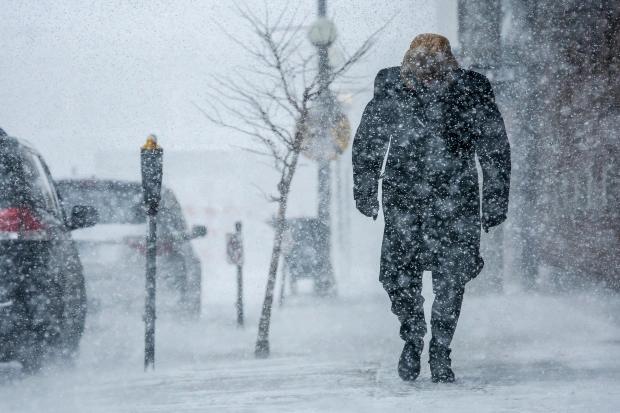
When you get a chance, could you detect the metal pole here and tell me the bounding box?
[317,0,330,229]
[317,161,330,227]
[144,214,157,370]
[315,0,335,295]
[236,263,243,326]
[318,0,326,16]
[235,222,244,327]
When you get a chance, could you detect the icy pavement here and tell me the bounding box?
[1,285,620,412]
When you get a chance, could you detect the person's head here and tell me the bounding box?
[401,33,459,88]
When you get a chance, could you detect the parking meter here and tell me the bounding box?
[140,134,163,371]
[141,135,164,216]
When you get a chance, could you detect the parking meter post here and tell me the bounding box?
[144,215,157,370]
[278,265,286,307]
[236,264,243,327]
[235,222,244,328]
[140,135,163,371]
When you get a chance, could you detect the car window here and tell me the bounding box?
[37,156,63,215]
[56,182,189,234]
[57,183,145,225]
[21,152,60,215]
[159,191,187,233]
[0,152,21,208]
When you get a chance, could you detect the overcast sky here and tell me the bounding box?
[0,0,456,176]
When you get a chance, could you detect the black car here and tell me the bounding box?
[56,179,206,317]
[0,130,97,372]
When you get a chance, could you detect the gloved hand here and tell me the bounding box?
[482,212,506,233]
[355,195,380,220]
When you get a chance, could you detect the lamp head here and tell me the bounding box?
[308,18,337,47]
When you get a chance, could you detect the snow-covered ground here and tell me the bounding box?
[2,276,619,412]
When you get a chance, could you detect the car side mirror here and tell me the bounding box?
[69,205,99,230]
[129,203,147,224]
[189,225,207,239]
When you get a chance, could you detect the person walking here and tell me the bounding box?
[352,34,511,382]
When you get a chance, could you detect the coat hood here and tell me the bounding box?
[401,34,459,89]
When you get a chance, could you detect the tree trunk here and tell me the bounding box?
[254,196,287,358]
[255,150,301,358]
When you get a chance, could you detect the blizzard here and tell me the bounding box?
[1,1,618,412]
[2,277,619,412]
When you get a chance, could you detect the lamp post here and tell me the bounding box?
[308,1,337,295]
[140,134,163,370]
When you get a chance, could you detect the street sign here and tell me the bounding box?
[298,102,351,161]
[227,222,244,327]
[226,232,244,266]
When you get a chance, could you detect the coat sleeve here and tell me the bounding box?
[352,70,394,202]
[473,76,511,225]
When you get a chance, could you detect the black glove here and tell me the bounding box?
[355,195,380,220]
[482,212,506,233]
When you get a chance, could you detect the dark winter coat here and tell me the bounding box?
[352,66,511,289]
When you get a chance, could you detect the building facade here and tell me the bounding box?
[457,0,620,288]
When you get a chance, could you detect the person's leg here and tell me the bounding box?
[380,193,427,381]
[430,271,465,348]
[384,272,425,381]
[380,200,426,341]
[380,223,426,381]
[385,274,426,344]
[429,269,466,382]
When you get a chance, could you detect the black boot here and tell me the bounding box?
[429,338,455,383]
[398,339,423,381]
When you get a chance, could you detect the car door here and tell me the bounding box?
[17,151,67,344]
[22,151,68,257]
[36,155,87,350]
[24,152,86,348]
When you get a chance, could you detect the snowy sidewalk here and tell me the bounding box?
[2,289,620,412]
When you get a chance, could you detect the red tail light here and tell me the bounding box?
[0,208,47,241]
[0,207,45,238]
[157,241,174,256]
[126,237,146,255]
[125,237,173,256]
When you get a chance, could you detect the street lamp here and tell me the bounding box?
[140,134,163,370]
[307,2,337,296]
[307,17,338,48]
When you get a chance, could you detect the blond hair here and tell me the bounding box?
[401,33,459,88]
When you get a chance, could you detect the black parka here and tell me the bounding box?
[353,67,510,289]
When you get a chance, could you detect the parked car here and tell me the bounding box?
[56,179,206,317]
[0,130,97,372]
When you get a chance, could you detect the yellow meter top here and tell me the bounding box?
[142,134,160,150]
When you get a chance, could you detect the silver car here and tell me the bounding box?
[56,179,206,318]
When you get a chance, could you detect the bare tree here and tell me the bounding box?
[198,4,379,358]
